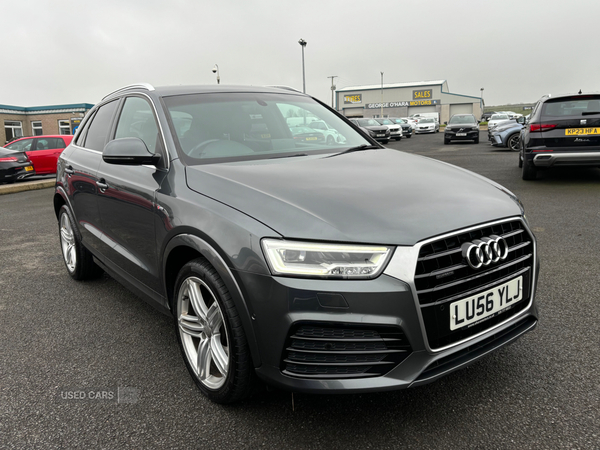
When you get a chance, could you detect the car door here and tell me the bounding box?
[26,137,64,174]
[95,95,167,294]
[63,100,120,255]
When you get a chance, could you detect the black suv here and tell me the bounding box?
[520,93,600,180]
[444,114,480,144]
[55,84,539,404]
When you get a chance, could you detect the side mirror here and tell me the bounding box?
[516,116,526,125]
[102,138,161,166]
[444,121,448,125]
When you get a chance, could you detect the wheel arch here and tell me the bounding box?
[163,233,262,367]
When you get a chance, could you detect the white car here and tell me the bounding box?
[498,111,523,120]
[374,118,403,141]
[488,114,511,131]
[415,118,439,134]
[308,120,346,145]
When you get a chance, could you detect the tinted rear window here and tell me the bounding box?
[542,96,600,117]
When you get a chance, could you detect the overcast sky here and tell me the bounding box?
[2,0,598,108]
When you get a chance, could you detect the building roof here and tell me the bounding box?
[337,80,447,92]
[0,103,94,115]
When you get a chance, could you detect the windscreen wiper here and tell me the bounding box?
[328,144,380,157]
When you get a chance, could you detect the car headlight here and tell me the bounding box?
[261,239,394,279]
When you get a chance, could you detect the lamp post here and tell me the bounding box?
[298,39,307,93]
[328,75,338,108]
[380,72,384,118]
[212,64,220,84]
[480,87,484,107]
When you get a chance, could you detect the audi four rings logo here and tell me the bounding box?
[461,235,509,269]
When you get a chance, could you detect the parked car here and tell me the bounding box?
[490,121,525,151]
[415,118,439,133]
[374,118,403,141]
[481,111,498,122]
[399,117,418,131]
[388,118,413,138]
[307,120,346,145]
[487,117,526,142]
[487,114,511,132]
[350,118,390,143]
[55,83,539,404]
[520,92,600,180]
[3,135,73,175]
[289,126,325,143]
[498,111,523,120]
[443,114,480,144]
[0,147,35,183]
[409,112,440,123]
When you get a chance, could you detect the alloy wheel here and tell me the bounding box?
[177,276,229,390]
[60,213,77,273]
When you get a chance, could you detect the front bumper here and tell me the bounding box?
[243,218,539,394]
[445,130,480,141]
[416,128,436,134]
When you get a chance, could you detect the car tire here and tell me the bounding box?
[507,133,520,151]
[58,205,102,280]
[406,134,412,138]
[474,137,479,144]
[518,150,524,168]
[326,135,334,145]
[395,137,401,141]
[522,153,537,180]
[382,140,389,144]
[174,258,255,404]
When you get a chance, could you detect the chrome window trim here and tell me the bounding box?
[383,216,537,354]
[77,92,170,170]
[102,83,155,100]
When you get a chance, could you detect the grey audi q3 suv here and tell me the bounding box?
[54,84,539,403]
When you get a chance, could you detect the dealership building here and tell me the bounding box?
[1,103,94,144]
[336,80,483,123]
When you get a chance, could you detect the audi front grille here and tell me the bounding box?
[282,324,412,379]
[414,219,535,350]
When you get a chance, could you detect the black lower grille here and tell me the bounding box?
[414,219,535,349]
[282,324,411,379]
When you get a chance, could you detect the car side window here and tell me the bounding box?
[83,100,119,152]
[115,96,161,153]
[6,138,33,152]
[34,138,62,150]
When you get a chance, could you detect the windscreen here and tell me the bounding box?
[449,115,476,124]
[163,92,368,164]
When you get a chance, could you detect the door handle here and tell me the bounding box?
[96,179,108,192]
[64,166,74,175]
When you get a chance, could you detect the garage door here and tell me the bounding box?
[408,105,437,116]
[449,104,473,116]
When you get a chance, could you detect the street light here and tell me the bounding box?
[328,75,337,108]
[380,72,384,118]
[480,87,484,106]
[212,64,220,84]
[298,39,307,93]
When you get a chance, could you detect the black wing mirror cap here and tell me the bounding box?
[102,138,161,166]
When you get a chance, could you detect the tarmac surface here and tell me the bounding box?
[1,132,599,449]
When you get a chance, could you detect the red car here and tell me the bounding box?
[3,135,73,175]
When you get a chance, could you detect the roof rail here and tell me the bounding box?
[102,83,155,100]
[266,85,304,94]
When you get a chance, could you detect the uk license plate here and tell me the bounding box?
[25,166,34,172]
[306,137,317,141]
[456,133,467,137]
[565,128,600,136]
[377,134,385,137]
[450,276,523,330]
